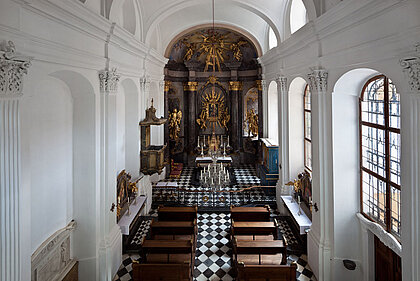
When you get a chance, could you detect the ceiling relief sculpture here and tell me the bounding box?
[167,28,258,71]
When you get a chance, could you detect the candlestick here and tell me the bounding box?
[227,136,229,146]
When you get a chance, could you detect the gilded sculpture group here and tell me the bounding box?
[168,109,183,141]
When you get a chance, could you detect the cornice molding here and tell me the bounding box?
[99,68,120,93]
[400,44,420,94]
[308,68,328,93]
[0,40,32,98]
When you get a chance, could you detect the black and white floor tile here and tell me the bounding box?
[152,165,275,207]
[130,219,151,246]
[194,213,233,281]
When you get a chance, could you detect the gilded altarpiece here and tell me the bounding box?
[164,27,262,164]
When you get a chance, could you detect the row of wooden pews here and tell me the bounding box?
[132,206,197,281]
[230,206,297,281]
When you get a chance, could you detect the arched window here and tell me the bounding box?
[304,85,312,171]
[360,75,401,238]
[290,0,308,34]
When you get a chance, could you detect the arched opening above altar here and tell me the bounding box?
[163,26,263,167]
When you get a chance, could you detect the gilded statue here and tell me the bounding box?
[183,41,195,61]
[230,40,247,61]
[168,109,182,140]
[245,109,258,137]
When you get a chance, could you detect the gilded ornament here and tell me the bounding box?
[168,109,183,141]
[184,81,198,91]
[229,81,243,91]
[164,81,171,92]
[255,80,263,91]
[196,88,230,130]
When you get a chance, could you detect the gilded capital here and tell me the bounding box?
[308,68,328,93]
[164,80,171,92]
[229,81,243,91]
[184,81,198,91]
[400,44,420,94]
[99,68,120,93]
[255,80,263,91]
[0,40,32,98]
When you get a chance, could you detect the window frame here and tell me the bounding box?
[359,74,401,238]
[304,84,312,172]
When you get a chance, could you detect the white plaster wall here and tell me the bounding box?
[22,77,73,253]
[268,81,279,143]
[116,87,126,173]
[288,77,306,179]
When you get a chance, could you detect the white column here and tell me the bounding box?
[98,68,122,281]
[400,47,420,281]
[276,76,290,197]
[307,68,333,281]
[0,41,31,281]
[261,79,269,138]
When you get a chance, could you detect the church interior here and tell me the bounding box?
[0,0,419,280]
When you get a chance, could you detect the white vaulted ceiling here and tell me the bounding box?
[108,0,318,56]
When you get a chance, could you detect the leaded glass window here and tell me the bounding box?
[304,85,312,171]
[360,75,401,238]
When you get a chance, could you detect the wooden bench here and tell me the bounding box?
[132,263,191,281]
[157,206,197,222]
[232,220,278,240]
[233,239,288,266]
[237,263,297,281]
[140,239,195,279]
[150,219,197,248]
[230,206,271,222]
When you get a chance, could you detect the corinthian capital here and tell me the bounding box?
[308,68,328,93]
[400,44,420,94]
[0,40,32,98]
[276,76,287,94]
[99,68,120,93]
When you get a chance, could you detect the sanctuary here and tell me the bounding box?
[0,0,419,281]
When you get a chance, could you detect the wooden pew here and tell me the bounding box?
[138,239,195,280]
[230,206,271,222]
[232,239,288,266]
[157,206,197,222]
[237,263,297,281]
[231,220,278,240]
[132,263,191,281]
[150,219,197,248]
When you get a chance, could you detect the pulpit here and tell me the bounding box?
[140,101,167,175]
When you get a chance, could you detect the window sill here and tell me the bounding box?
[356,213,402,257]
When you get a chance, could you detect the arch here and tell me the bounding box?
[109,0,143,39]
[48,70,97,279]
[267,25,278,51]
[146,0,281,54]
[284,0,317,39]
[163,23,263,58]
[288,77,307,178]
[22,76,74,253]
[121,78,140,177]
[267,81,278,142]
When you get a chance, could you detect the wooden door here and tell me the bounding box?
[375,236,401,281]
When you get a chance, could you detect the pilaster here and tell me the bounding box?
[184,81,198,153]
[229,81,242,151]
[399,45,420,281]
[0,40,31,281]
[139,76,150,120]
[98,68,121,281]
[307,67,333,281]
[275,76,290,201]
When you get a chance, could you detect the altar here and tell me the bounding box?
[195,156,232,167]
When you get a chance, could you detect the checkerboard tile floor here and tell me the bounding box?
[114,210,316,281]
[152,165,275,207]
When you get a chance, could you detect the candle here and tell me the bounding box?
[227,136,229,145]
[298,195,301,204]
[118,196,120,204]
